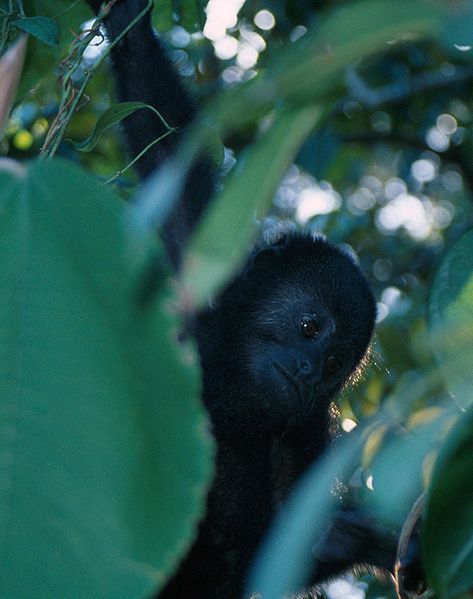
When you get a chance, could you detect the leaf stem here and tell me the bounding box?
[105,128,176,185]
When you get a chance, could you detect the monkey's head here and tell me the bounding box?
[196,233,376,437]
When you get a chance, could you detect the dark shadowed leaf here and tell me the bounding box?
[423,408,473,597]
[71,102,166,152]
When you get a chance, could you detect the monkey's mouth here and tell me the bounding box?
[271,360,303,401]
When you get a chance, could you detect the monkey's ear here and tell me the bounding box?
[246,244,285,275]
[337,242,360,265]
[246,225,298,274]
[273,234,289,248]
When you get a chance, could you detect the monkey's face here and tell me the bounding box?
[197,233,376,433]
[244,243,374,429]
[244,287,365,427]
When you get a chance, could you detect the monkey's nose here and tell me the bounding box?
[296,358,310,375]
[294,358,319,382]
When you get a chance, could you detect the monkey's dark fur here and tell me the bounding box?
[84,1,397,596]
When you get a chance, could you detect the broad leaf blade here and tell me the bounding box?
[423,408,473,597]
[0,159,213,597]
[429,230,473,409]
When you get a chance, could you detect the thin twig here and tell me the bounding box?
[105,128,176,184]
[40,0,154,159]
[344,65,473,110]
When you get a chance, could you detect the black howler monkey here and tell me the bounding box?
[84,1,398,597]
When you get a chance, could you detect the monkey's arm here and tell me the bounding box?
[268,434,398,591]
[85,0,215,267]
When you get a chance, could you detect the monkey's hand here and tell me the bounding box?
[395,495,431,598]
[395,528,431,598]
[311,508,398,582]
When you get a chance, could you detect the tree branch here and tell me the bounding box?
[344,65,473,109]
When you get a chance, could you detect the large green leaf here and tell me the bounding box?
[429,230,473,409]
[0,159,213,597]
[423,408,473,597]
[368,408,452,526]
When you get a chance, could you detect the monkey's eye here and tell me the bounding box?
[300,315,320,338]
[325,356,342,376]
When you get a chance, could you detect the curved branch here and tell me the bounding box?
[344,65,473,109]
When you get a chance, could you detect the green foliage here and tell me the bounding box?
[16,1,93,98]
[179,0,206,32]
[171,0,449,305]
[423,230,473,597]
[0,160,213,597]
[71,102,173,152]
[430,230,473,409]
[151,0,206,31]
[424,407,473,597]
[2,0,473,596]
[440,0,473,55]
[204,0,444,135]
